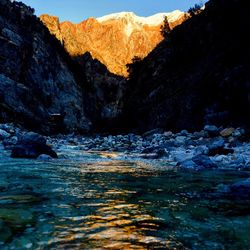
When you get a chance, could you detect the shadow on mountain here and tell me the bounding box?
[0,0,126,134]
[0,0,92,134]
[1,0,249,135]
[122,0,250,132]
[73,52,127,133]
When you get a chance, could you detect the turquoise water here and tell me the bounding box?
[0,152,249,249]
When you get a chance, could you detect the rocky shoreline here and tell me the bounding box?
[0,123,250,231]
[0,123,249,171]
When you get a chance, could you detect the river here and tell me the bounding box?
[0,150,249,249]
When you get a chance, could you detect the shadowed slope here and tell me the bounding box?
[123,0,250,132]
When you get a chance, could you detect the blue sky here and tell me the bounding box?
[20,0,206,23]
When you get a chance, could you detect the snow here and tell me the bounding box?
[97,10,184,26]
[124,22,135,37]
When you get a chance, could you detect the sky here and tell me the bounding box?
[20,0,206,23]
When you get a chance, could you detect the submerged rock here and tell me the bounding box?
[0,194,43,205]
[37,154,53,161]
[0,208,35,236]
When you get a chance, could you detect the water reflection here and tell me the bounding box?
[50,185,167,249]
[0,155,249,249]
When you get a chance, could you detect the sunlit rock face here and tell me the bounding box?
[40,11,186,76]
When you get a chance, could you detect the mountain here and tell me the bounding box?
[0,0,93,133]
[40,11,186,76]
[0,0,126,133]
[123,0,250,132]
[1,0,248,135]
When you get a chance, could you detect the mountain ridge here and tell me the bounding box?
[40,11,186,76]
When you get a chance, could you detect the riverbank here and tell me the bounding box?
[0,123,249,171]
[0,123,250,248]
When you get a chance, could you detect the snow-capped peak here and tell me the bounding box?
[97,10,184,26]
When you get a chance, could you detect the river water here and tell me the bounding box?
[0,150,249,249]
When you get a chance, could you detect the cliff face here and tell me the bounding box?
[40,11,186,76]
[0,0,91,133]
[124,0,250,132]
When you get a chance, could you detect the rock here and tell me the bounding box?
[2,136,18,150]
[194,145,209,155]
[180,130,189,136]
[207,138,226,156]
[213,155,227,162]
[179,155,216,170]
[143,128,164,138]
[220,128,235,137]
[192,131,206,140]
[11,132,57,159]
[179,160,198,169]
[0,129,11,140]
[0,194,42,205]
[163,131,173,137]
[172,148,195,162]
[0,208,35,232]
[232,128,245,138]
[204,125,219,137]
[0,1,91,134]
[140,153,161,159]
[192,155,217,169]
[0,124,15,133]
[37,154,53,161]
[175,136,187,143]
[40,12,186,77]
[19,132,46,145]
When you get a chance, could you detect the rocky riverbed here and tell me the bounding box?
[0,123,250,248]
[1,123,249,171]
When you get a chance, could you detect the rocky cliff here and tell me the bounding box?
[0,0,128,134]
[1,0,248,135]
[40,11,186,76]
[124,0,250,132]
[0,0,91,133]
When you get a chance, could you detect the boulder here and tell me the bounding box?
[2,136,18,150]
[0,129,11,140]
[11,132,57,159]
[141,146,167,159]
[204,125,219,137]
[179,160,198,170]
[192,155,217,168]
[207,138,233,156]
[220,128,235,137]
[179,155,217,170]
[18,132,46,145]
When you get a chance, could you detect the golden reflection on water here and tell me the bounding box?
[46,159,177,249]
[77,160,164,176]
[51,186,167,249]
